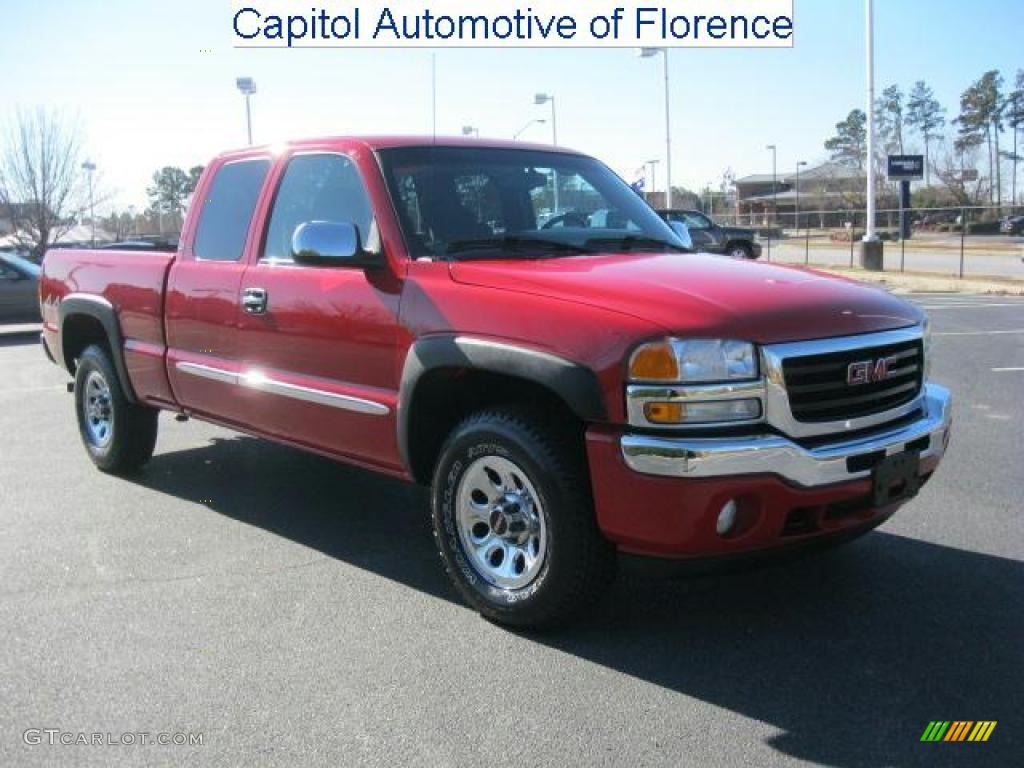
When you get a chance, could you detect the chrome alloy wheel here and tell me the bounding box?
[83,370,114,448]
[729,246,749,259]
[455,455,548,590]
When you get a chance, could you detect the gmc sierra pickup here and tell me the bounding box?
[40,137,952,628]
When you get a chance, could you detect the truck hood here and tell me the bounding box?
[449,252,923,344]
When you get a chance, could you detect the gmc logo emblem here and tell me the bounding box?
[847,357,894,386]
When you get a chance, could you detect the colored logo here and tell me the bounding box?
[920,721,996,742]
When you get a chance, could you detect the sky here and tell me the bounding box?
[1,0,1021,212]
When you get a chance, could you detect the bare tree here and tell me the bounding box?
[934,142,988,206]
[0,108,89,260]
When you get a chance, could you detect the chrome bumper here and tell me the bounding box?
[621,383,952,488]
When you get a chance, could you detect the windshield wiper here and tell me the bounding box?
[446,236,593,259]
[583,235,689,253]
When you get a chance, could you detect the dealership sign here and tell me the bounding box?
[887,155,924,182]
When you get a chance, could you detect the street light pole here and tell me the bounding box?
[235,77,257,145]
[638,48,672,209]
[81,160,96,247]
[534,93,559,210]
[766,145,777,226]
[795,160,807,230]
[646,159,659,203]
[864,0,878,242]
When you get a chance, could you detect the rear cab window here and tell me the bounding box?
[192,158,271,261]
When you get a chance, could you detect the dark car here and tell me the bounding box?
[0,250,41,322]
[1000,216,1024,235]
[657,209,762,259]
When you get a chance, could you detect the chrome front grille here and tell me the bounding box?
[782,338,923,423]
[761,325,927,440]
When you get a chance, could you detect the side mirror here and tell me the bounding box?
[669,221,693,250]
[291,221,381,268]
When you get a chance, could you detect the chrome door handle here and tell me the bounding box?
[242,287,268,314]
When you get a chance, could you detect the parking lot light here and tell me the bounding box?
[235,77,257,145]
[637,48,672,209]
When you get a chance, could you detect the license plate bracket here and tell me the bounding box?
[872,450,921,507]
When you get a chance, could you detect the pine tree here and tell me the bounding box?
[906,81,946,185]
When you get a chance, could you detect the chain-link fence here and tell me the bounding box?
[711,204,1024,280]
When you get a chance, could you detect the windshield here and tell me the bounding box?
[377,146,687,260]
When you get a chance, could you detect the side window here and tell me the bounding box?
[262,154,374,262]
[192,159,270,261]
[681,212,711,230]
[0,264,16,280]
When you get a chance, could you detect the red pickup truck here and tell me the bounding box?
[40,137,952,627]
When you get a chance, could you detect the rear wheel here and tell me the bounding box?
[74,344,158,473]
[431,407,615,629]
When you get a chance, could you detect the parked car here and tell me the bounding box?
[0,250,41,322]
[40,137,951,628]
[1000,215,1024,235]
[657,209,762,259]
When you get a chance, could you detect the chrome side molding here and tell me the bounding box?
[174,361,389,416]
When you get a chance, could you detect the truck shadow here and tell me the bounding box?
[134,432,1020,768]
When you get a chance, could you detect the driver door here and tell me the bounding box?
[234,151,402,469]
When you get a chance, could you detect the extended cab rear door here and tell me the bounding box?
[233,150,402,470]
[165,155,272,424]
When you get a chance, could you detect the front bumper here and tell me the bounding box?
[584,382,951,559]
[620,383,951,488]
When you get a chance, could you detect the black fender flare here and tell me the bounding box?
[397,335,606,473]
[58,294,137,402]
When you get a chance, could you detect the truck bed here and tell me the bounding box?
[41,247,176,405]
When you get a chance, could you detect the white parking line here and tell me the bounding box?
[934,329,1024,336]
[921,303,1024,310]
[991,367,1024,372]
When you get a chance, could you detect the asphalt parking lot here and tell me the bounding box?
[1,294,1021,767]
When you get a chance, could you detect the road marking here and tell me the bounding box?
[921,304,1024,310]
[934,329,1024,336]
[991,367,1024,372]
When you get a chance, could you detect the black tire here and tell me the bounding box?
[74,344,158,473]
[726,241,754,259]
[431,407,615,629]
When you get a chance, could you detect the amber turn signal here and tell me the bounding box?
[644,402,686,424]
[629,341,680,381]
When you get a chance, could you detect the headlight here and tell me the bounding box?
[629,338,758,383]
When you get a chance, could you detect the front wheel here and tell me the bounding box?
[431,407,615,629]
[727,242,754,259]
[74,344,158,473]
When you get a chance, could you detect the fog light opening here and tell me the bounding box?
[716,499,738,536]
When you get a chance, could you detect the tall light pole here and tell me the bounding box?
[864,0,878,243]
[461,126,479,138]
[513,119,546,140]
[533,93,557,145]
[795,160,807,229]
[235,77,257,145]
[766,145,777,226]
[81,160,96,247]
[534,93,559,211]
[638,48,672,209]
[646,159,659,203]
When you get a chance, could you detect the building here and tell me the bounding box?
[735,162,866,228]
